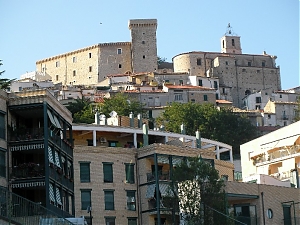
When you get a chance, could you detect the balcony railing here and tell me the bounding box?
[10,164,45,180]
[9,127,44,142]
[147,171,170,182]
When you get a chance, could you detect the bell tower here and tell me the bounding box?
[221,23,242,54]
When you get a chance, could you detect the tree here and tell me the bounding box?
[66,96,92,123]
[100,93,145,117]
[156,102,258,155]
[157,56,167,66]
[0,60,16,89]
[171,156,227,225]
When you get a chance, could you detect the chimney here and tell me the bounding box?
[143,123,149,146]
[196,130,201,148]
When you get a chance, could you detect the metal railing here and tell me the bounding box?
[0,186,74,225]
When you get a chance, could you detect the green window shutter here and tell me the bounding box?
[104,191,114,210]
[0,150,6,177]
[204,95,208,101]
[80,163,90,183]
[81,190,91,210]
[128,218,137,225]
[103,163,113,183]
[125,164,135,184]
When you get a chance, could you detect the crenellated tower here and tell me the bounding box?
[129,19,158,73]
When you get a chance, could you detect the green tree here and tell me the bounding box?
[157,56,167,66]
[156,102,257,155]
[101,93,144,117]
[0,60,16,89]
[66,96,92,123]
[171,156,227,225]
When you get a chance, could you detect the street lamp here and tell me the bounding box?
[87,206,92,225]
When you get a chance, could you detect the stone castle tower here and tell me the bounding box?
[129,19,158,73]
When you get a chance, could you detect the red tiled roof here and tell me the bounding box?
[216,99,232,104]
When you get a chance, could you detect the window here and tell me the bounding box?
[257,70,260,73]
[0,113,5,139]
[0,150,5,177]
[222,40,225,48]
[118,64,122,68]
[108,141,118,147]
[89,53,92,58]
[125,164,135,184]
[89,66,92,72]
[262,61,265,67]
[72,57,76,63]
[242,69,246,72]
[55,61,60,67]
[80,162,90,183]
[197,58,201,66]
[143,55,145,59]
[128,218,137,225]
[56,75,59,81]
[214,81,218,89]
[73,70,76,76]
[248,62,251,66]
[179,80,183,85]
[81,190,91,210]
[104,190,114,210]
[203,95,208,101]
[232,39,235,46]
[221,175,228,181]
[280,94,282,98]
[117,48,122,54]
[174,94,183,101]
[255,97,261,103]
[215,93,219,100]
[103,163,113,183]
[225,61,228,65]
[126,191,136,211]
[105,217,115,225]
[191,99,195,103]
[165,80,169,83]
[198,79,203,86]
[142,41,145,44]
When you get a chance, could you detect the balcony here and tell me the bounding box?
[9,127,44,142]
[282,115,289,120]
[10,164,45,180]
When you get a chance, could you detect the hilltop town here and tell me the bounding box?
[0,19,299,225]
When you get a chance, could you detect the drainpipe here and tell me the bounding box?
[261,192,266,225]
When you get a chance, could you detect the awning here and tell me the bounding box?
[146,183,174,198]
[48,146,54,164]
[261,135,300,151]
[56,188,62,206]
[53,114,62,129]
[47,109,57,128]
[49,183,56,203]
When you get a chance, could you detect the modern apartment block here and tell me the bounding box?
[1,90,75,218]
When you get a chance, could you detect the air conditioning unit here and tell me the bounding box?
[99,137,107,143]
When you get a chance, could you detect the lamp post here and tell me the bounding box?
[87,206,92,225]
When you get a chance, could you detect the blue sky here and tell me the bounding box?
[1,0,299,89]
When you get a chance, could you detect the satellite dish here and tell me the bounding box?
[109,111,118,118]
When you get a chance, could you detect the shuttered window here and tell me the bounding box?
[81,190,91,210]
[80,162,90,183]
[125,164,135,184]
[103,163,113,183]
[104,190,114,210]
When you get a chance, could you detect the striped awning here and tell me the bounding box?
[48,146,54,164]
[56,188,62,206]
[49,183,56,203]
[55,151,61,168]
[146,183,175,198]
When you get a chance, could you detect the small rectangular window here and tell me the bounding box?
[232,39,235,46]
[103,163,113,183]
[104,190,114,210]
[81,190,91,210]
[204,95,208,101]
[0,150,6,177]
[242,69,246,72]
[118,64,122,68]
[73,70,76,76]
[142,41,145,44]
[126,191,136,211]
[257,70,260,73]
[89,66,92,72]
[56,75,59,81]
[106,217,116,225]
[143,55,145,59]
[225,61,228,65]
[216,93,219,100]
[280,94,282,98]
[197,58,201,66]
[191,99,195,103]
[262,61,265,67]
[214,81,218,89]
[117,48,122,54]
[128,218,137,225]
[55,61,60,67]
[72,57,76,63]
[179,80,183,85]
[198,79,203,86]
[256,97,262,103]
[125,164,135,184]
[89,53,92,58]
[248,62,251,66]
[80,162,90,183]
